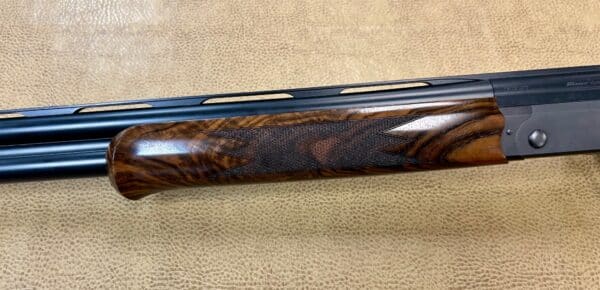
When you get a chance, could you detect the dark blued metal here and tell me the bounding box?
[0,151,107,181]
[2,65,598,119]
[500,99,600,158]
[0,139,110,159]
[2,65,599,147]
[493,66,600,158]
[0,80,492,146]
[491,68,600,107]
[528,130,548,149]
[0,140,109,181]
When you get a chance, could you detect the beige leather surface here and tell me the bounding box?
[1,1,599,288]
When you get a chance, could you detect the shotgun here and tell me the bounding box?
[1,66,598,199]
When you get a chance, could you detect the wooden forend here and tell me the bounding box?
[107,98,506,199]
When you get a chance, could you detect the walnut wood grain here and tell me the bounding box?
[107,98,506,199]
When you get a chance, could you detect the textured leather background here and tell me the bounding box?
[1,1,599,288]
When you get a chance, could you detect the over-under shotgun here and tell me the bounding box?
[0,66,598,199]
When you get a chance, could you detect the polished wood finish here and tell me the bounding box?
[107,98,506,199]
